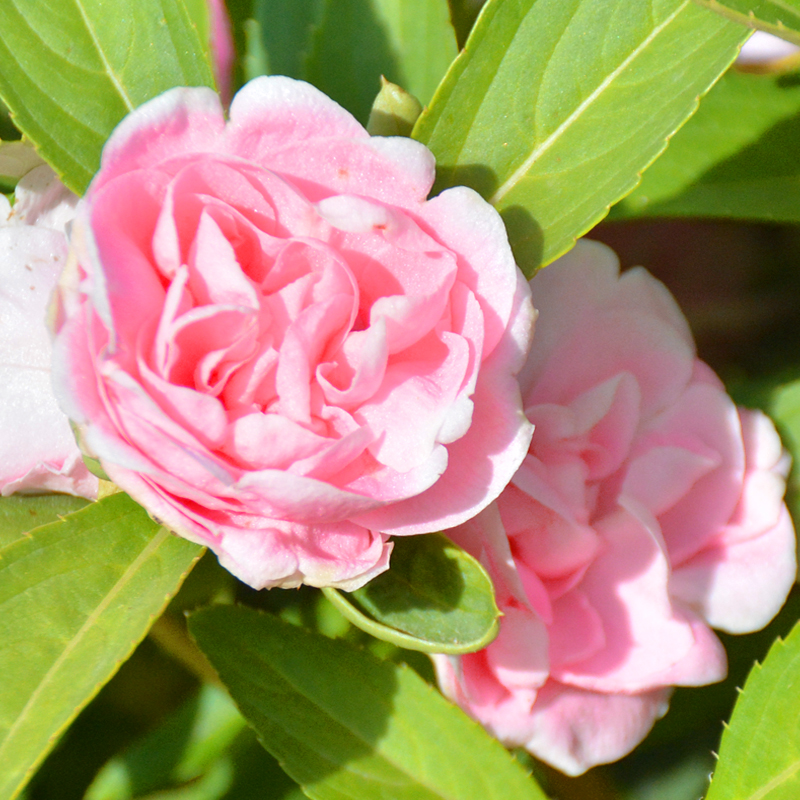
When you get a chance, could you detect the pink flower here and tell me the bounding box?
[52,77,534,591]
[434,240,796,775]
[206,0,234,106]
[0,160,97,498]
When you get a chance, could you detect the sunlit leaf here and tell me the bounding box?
[0,0,215,194]
[0,494,203,800]
[706,620,800,800]
[414,0,748,273]
[0,494,89,548]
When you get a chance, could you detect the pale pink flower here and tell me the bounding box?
[206,0,234,106]
[52,77,534,590]
[737,31,799,65]
[0,161,97,498]
[434,239,796,775]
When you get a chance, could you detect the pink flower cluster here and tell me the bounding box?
[51,77,534,591]
[6,70,794,775]
[434,240,796,774]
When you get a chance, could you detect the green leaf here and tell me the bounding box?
[706,620,800,800]
[0,493,203,800]
[252,0,323,79]
[190,605,548,800]
[695,0,800,44]
[772,378,800,451]
[322,533,499,654]
[305,0,457,123]
[769,379,800,523]
[183,0,213,61]
[413,0,749,274]
[85,685,246,800]
[612,69,800,222]
[0,0,215,195]
[0,494,89,548]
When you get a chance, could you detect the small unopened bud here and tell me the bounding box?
[367,77,423,137]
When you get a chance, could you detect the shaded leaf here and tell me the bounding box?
[0,493,203,800]
[306,0,457,122]
[323,533,499,654]
[190,605,547,800]
[0,0,215,194]
[414,0,749,273]
[252,0,322,79]
[706,620,800,799]
[612,69,800,221]
[85,685,245,800]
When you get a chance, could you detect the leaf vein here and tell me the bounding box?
[72,0,136,112]
[0,524,169,763]
[489,0,690,205]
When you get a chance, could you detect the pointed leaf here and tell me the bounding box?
[0,493,203,800]
[0,0,215,195]
[696,0,800,44]
[0,494,89,548]
[612,69,800,222]
[413,0,749,273]
[190,606,547,800]
[305,0,457,122]
[706,620,800,799]
[322,533,499,654]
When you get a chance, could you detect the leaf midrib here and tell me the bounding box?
[748,758,800,800]
[0,524,169,771]
[226,632,532,800]
[489,0,689,204]
[72,0,135,112]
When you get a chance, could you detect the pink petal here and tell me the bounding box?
[673,505,796,633]
[523,240,695,417]
[447,503,534,611]
[216,518,392,590]
[500,489,600,583]
[355,269,535,534]
[317,319,389,408]
[187,210,259,307]
[552,506,697,693]
[226,77,434,206]
[84,174,171,344]
[548,591,606,669]
[485,606,550,690]
[421,186,521,358]
[93,87,226,193]
[521,682,671,776]
[637,382,745,564]
[206,0,235,106]
[356,331,470,473]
